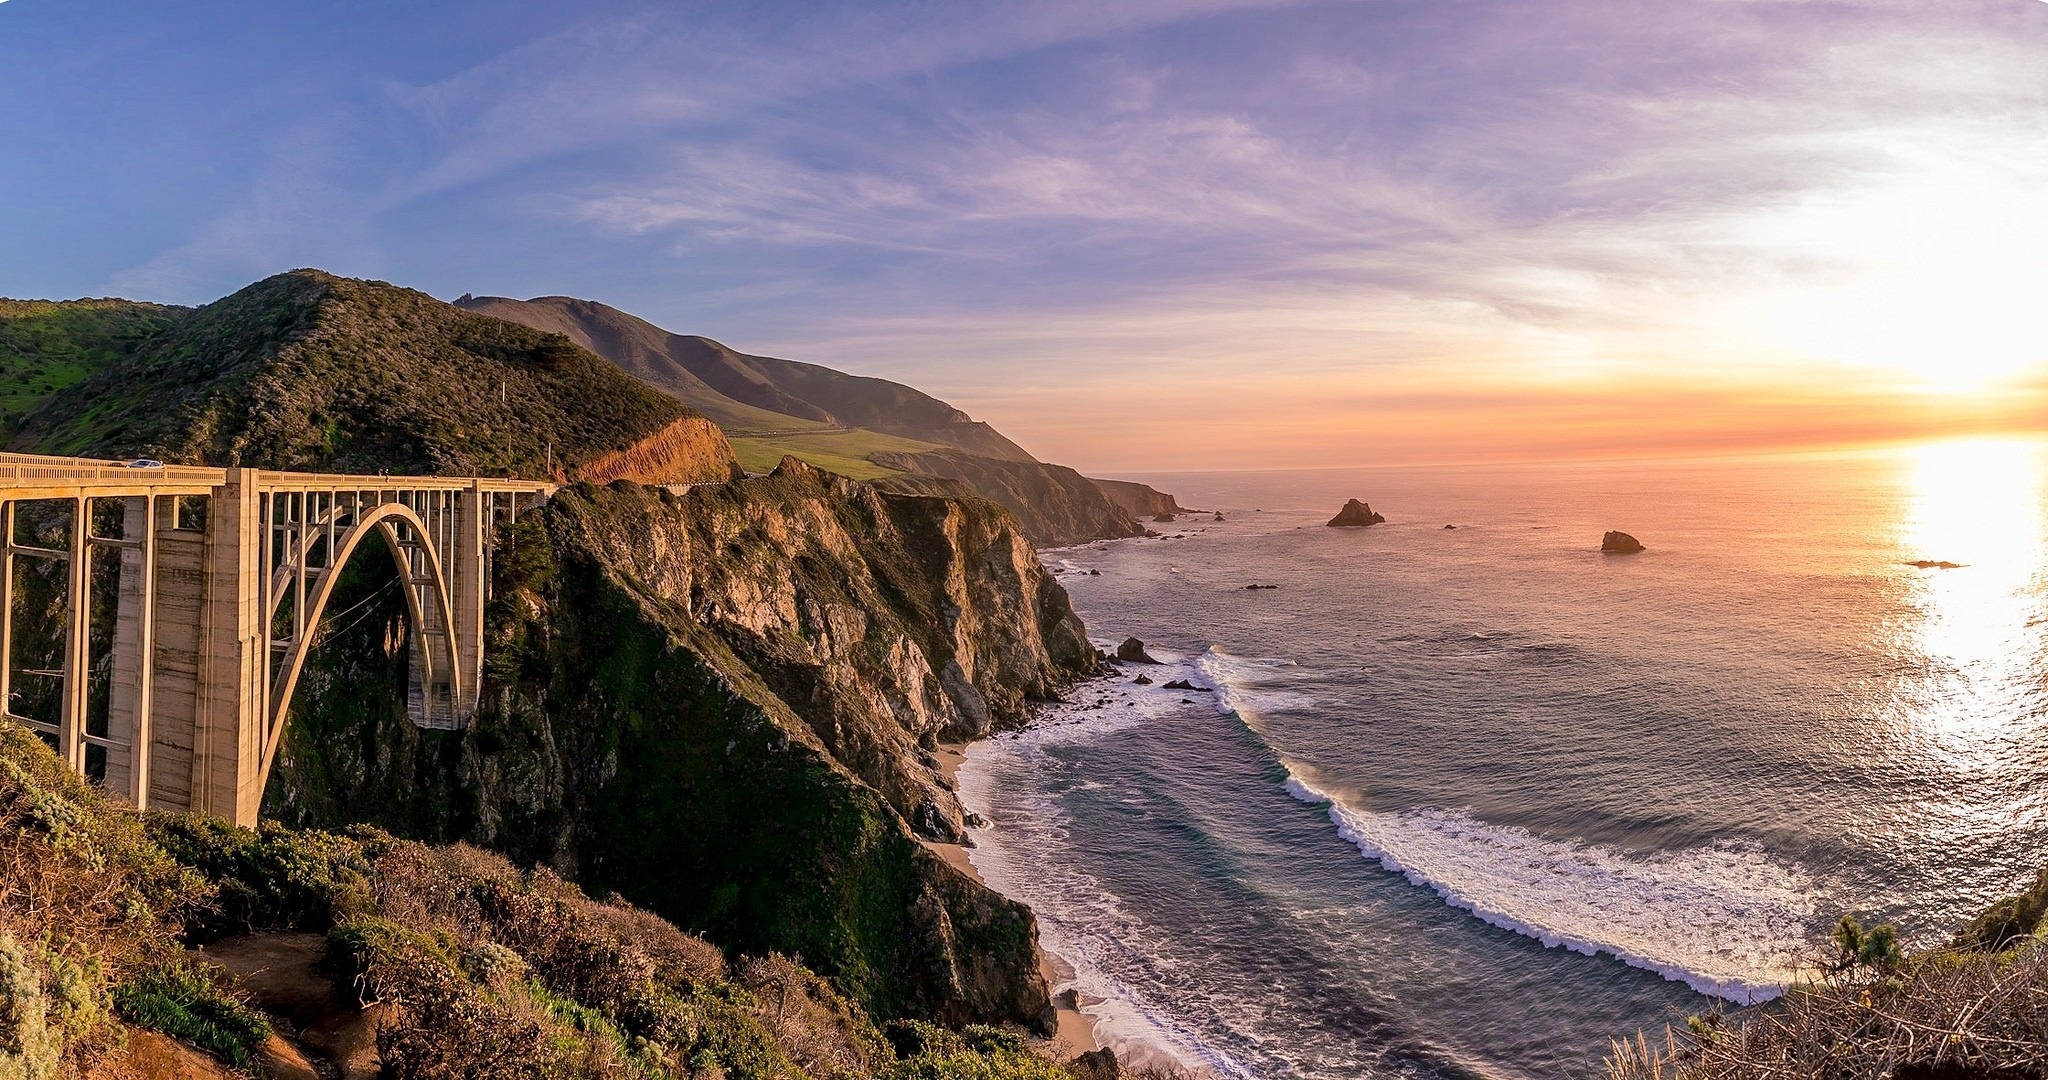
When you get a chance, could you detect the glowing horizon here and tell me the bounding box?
[2,0,2045,472]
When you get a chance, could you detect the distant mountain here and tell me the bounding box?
[9,271,736,483]
[453,293,1181,545]
[870,450,1146,548]
[453,294,1034,461]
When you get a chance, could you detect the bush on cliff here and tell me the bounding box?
[0,721,258,1075]
[6,720,1098,1078]
[1608,912,2048,1078]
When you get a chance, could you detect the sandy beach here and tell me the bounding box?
[927,742,1101,1056]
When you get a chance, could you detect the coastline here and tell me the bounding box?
[929,742,1103,1056]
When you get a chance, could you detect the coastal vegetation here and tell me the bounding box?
[1607,904,2048,1078]
[0,298,184,434]
[8,270,736,483]
[0,718,1107,1078]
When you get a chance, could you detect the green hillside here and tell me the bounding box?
[728,428,950,479]
[0,298,185,431]
[9,271,733,480]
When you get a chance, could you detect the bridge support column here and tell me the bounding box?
[103,495,158,807]
[197,469,267,826]
[57,498,90,773]
[453,482,485,720]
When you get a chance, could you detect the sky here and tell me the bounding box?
[3,0,2046,471]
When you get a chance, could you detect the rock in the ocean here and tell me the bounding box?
[1213,512,1225,521]
[1243,583,1279,590]
[1327,499,1386,527]
[1601,530,1646,554]
[1132,674,1153,685]
[1153,513,1176,523]
[1162,679,1207,691]
[1116,637,1160,663]
[1906,559,1964,569]
[1443,524,1457,530]
[1073,1048,1121,1080]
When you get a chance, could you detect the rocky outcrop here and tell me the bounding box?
[1090,477,1190,518]
[266,460,1097,1032]
[1602,530,1646,554]
[1116,637,1159,664]
[1327,499,1386,527]
[573,415,743,485]
[869,450,1144,547]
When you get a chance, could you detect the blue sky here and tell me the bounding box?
[4,1,2046,469]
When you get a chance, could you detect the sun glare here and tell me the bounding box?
[1750,170,2048,393]
[1890,438,2047,749]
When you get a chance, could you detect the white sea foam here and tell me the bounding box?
[1195,650,1814,1004]
[958,667,1264,1079]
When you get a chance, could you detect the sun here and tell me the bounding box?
[1748,166,2048,393]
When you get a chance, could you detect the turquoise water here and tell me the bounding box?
[958,440,2048,1079]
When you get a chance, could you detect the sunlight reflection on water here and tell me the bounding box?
[1894,439,2046,745]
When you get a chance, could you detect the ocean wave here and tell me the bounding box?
[1192,649,1812,1005]
[960,680,1268,1079]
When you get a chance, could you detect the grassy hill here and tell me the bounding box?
[0,297,186,432]
[454,293,1159,543]
[455,294,1036,461]
[9,271,736,482]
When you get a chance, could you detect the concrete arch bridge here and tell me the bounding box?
[0,453,553,825]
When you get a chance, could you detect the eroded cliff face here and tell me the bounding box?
[575,416,742,485]
[868,450,1144,548]
[264,460,1098,1032]
[1091,477,1191,518]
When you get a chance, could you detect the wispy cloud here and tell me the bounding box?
[29,0,2048,465]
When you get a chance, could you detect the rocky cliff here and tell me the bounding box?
[265,459,1098,1031]
[1091,477,1192,518]
[869,450,1145,548]
[2,268,1093,1037]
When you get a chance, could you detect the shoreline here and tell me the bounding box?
[929,741,1103,1056]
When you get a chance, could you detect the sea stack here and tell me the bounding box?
[1117,636,1161,663]
[1601,530,1646,554]
[1327,499,1386,527]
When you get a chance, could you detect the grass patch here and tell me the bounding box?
[728,429,946,479]
[112,957,272,1069]
[0,298,182,430]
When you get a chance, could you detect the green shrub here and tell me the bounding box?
[112,955,271,1068]
[147,814,378,938]
[876,1019,1076,1080]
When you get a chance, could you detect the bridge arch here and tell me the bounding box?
[257,499,462,793]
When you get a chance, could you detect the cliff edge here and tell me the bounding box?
[266,459,1099,1031]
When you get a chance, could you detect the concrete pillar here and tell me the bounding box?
[1,502,13,723]
[453,482,485,720]
[103,495,157,806]
[197,469,266,826]
[146,500,205,812]
[58,497,89,772]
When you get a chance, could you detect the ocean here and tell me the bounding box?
[955,438,2048,1079]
